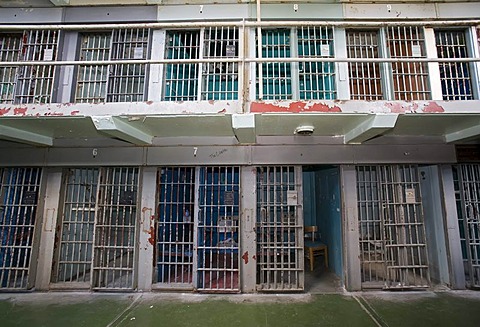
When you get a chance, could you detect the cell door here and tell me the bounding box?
[197,166,240,293]
[357,165,430,290]
[52,167,139,291]
[453,164,480,288]
[256,166,304,291]
[92,167,139,290]
[51,168,98,288]
[0,168,42,290]
[156,167,195,288]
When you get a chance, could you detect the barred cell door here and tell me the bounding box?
[156,167,195,289]
[454,164,480,288]
[197,166,240,292]
[357,165,430,290]
[52,167,139,291]
[256,166,304,291]
[0,168,42,290]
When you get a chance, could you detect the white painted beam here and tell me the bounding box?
[50,0,70,5]
[344,114,398,144]
[0,125,53,146]
[445,124,480,143]
[232,114,256,144]
[91,116,153,145]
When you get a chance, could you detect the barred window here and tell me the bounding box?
[75,28,149,103]
[435,30,473,100]
[0,30,59,104]
[347,30,383,100]
[386,26,430,101]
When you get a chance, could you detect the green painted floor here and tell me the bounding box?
[0,291,479,327]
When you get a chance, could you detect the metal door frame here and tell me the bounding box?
[454,164,480,288]
[51,167,140,291]
[0,167,44,291]
[357,165,430,290]
[154,167,196,290]
[196,166,241,293]
[255,165,304,292]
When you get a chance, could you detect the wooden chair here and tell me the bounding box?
[304,226,328,271]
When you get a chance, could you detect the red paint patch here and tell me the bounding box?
[423,102,445,113]
[251,101,341,113]
[148,226,155,246]
[70,110,80,116]
[0,108,10,116]
[146,101,153,105]
[242,251,249,265]
[252,255,256,261]
[308,102,342,112]
[14,107,28,116]
[217,108,227,114]
[385,102,407,113]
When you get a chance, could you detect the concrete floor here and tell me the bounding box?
[1,291,480,327]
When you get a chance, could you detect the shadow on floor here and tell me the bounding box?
[304,263,343,294]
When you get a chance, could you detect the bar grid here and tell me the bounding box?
[202,27,239,100]
[163,30,200,101]
[0,168,42,290]
[435,30,473,100]
[156,167,195,286]
[258,29,292,100]
[356,165,430,290]
[453,164,480,288]
[92,167,139,290]
[76,32,111,103]
[386,26,430,100]
[297,26,336,100]
[52,168,98,285]
[347,30,383,100]
[108,28,149,102]
[0,30,59,104]
[197,166,240,292]
[76,29,149,103]
[256,166,303,291]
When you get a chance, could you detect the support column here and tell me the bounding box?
[137,167,157,291]
[147,30,166,102]
[439,165,466,289]
[340,165,361,291]
[35,168,62,291]
[334,28,350,100]
[240,166,257,292]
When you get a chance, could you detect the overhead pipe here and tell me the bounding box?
[1,57,479,67]
[1,19,480,31]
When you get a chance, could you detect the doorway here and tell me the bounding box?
[303,166,343,293]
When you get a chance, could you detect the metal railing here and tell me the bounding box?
[0,22,479,104]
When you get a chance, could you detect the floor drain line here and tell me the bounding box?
[352,294,388,327]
